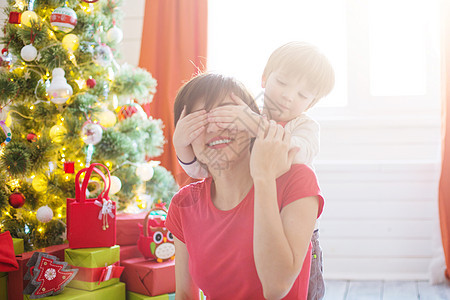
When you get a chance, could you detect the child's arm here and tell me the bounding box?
[173,107,210,179]
[207,93,267,137]
[286,116,320,165]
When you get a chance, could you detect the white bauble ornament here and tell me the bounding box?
[50,6,77,33]
[94,45,113,66]
[107,26,123,43]
[136,163,154,181]
[109,176,122,195]
[36,205,54,223]
[20,44,37,62]
[47,68,73,104]
[97,108,117,128]
[81,122,103,145]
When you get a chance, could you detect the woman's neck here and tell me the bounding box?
[209,161,253,211]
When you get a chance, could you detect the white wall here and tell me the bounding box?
[1,0,442,280]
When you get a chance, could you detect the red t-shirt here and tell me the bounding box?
[166,164,324,299]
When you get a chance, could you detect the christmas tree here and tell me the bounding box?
[0,0,178,251]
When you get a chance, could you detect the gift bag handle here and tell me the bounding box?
[77,163,111,203]
[74,166,106,202]
[143,208,168,238]
[80,163,111,203]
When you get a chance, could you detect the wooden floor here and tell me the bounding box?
[324,280,450,300]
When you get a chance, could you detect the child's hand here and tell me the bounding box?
[250,120,299,181]
[207,93,262,137]
[173,107,207,160]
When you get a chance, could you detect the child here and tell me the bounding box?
[173,41,335,299]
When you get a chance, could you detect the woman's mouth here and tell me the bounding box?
[207,137,233,149]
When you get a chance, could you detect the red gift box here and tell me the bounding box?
[7,244,68,300]
[120,245,142,262]
[67,163,116,249]
[116,212,147,245]
[120,257,175,296]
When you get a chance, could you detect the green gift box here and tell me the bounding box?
[0,274,7,300]
[64,246,122,291]
[23,282,126,300]
[12,238,24,255]
[127,292,175,300]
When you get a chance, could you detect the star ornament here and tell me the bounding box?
[24,252,78,299]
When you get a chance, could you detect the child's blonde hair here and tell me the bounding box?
[262,41,335,109]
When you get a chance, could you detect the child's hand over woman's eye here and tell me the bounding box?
[207,93,262,136]
[250,120,299,181]
[173,106,208,149]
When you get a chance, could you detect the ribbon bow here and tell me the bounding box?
[98,263,124,285]
[94,198,115,230]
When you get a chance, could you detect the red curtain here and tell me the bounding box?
[439,0,450,280]
[139,0,207,186]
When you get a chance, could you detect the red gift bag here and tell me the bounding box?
[67,163,116,249]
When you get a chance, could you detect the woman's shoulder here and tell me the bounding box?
[282,164,316,178]
[171,178,211,208]
[277,164,319,190]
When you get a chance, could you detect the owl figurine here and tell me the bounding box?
[138,208,175,262]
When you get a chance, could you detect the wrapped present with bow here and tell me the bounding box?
[67,163,116,249]
[64,245,123,291]
[120,257,175,296]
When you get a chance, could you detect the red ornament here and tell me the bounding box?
[64,161,75,174]
[86,78,96,88]
[9,192,25,208]
[117,103,147,121]
[8,12,21,24]
[26,133,37,142]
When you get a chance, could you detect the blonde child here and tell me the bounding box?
[173,42,334,299]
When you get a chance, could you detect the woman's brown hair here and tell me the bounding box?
[174,73,259,127]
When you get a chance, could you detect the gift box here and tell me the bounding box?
[121,257,175,296]
[0,273,7,300]
[7,244,68,300]
[65,245,123,291]
[127,291,175,300]
[12,238,24,255]
[120,245,142,262]
[23,281,126,300]
[116,212,147,246]
[67,163,116,249]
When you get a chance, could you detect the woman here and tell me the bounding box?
[166,73,324,299]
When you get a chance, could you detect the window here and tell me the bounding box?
[207,0,440,116]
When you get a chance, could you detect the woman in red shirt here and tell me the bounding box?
[166,73,324,299]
